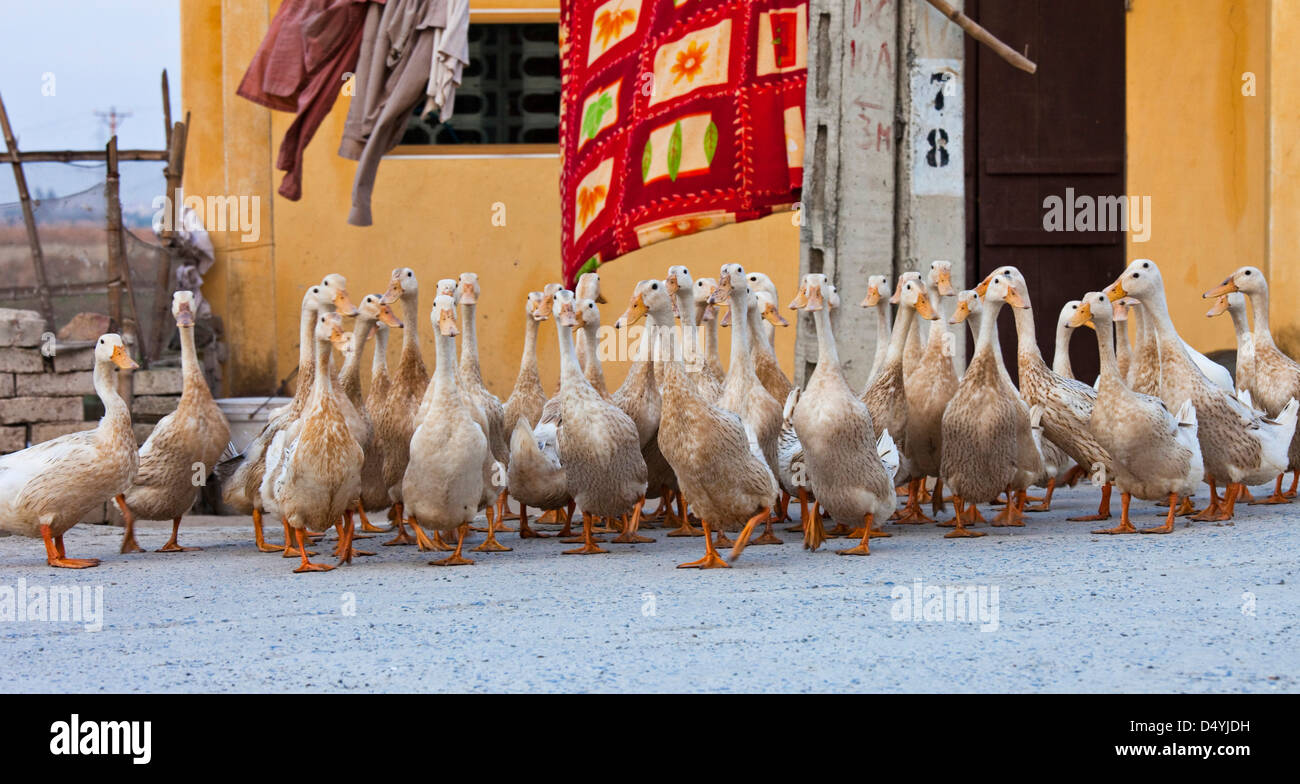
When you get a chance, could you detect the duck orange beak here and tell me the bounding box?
[889,279,906,304]
[913,290,939,320]
[1203,277,1238,299]
[804,284,825,312]
[459,281,478,305]
[665,276,680,296]
[1106,280,1127,301]
[376,302,404,328]
[1003,286,1029,310]
[707,275,733,305]
[974,272,995,297]
[438,307,460,336]
[1206,294,1230,318]
[762,300,789,326]
[934,268,955,296]
[860,284,881,308]
[174,301,194,327]
[949,299,971,325]
[110,343,138,370]
[1068,301,1093,329]
[789,284,809,310]
[334,289,359,316]
[614,293,646,329]
[557,299,580,328]
[379,276,404,305]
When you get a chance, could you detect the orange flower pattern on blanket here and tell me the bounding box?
[561,1,808,284]
[672,41,708,84]
[595,3,636,49]
[577,185,608,225]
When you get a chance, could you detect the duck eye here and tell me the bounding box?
[1142,262,1150,268]
[407,271,413,277]
[651,282,659,290]
[1131,273,1139,278]
[1244,270,1252,275]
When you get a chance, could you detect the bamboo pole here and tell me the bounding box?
[0,92,56,327]
[923,0,1038,74]
[105,136,150,363]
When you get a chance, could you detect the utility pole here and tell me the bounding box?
[95,106,133,138]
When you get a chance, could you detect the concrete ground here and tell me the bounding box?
[0,484,1296,693]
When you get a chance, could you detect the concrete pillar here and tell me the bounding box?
[1268,0,1300,355]
[896,0,966,362]
[796,0,900,390]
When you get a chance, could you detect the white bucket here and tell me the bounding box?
[216,396,291,453]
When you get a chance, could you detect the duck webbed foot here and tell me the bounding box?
[1067,483,1113,522]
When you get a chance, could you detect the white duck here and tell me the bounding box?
[0,334,138,568]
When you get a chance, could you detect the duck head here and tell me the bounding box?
[859,274,890,308]
[897,278,941,320]
[95,333,138,370]
[316,311,349,346]
[576,297,602,331]
[575,271,606,304]
[695,277,720,322]
[1070,291,1113,330]
[358,293,404,328]
[616,279,672,328]
[1204,265,1267,299]
[1206,290,1246,318]
[949,290,981,325]
[1059,300,1085,331]
[891,270,922,304]
[431,294,459,336]
[753,290,789,326]
[746,271,778,301]
[318,274,359,315]
[539,283,562,318]
[793,273,829,311]
[525,291,548,322]
[436,278,459,303]
[552,288,578,327]
[381,267,418,305]
[1108,259,1162,302]
[458,272,480,305]
[172,290,196,327]
[929,260,956,297]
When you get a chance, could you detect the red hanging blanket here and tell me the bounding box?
[559,0,808,286]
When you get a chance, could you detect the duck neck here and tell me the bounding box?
[400,291,421,363]
[677,290,698,364]
[371,325,390,381]
[519,315,540,377]
[459,301,483,384]
[1052,323,1075,378]
[697,303,720,365]
[727,291,756,377]
[924,281,945,343]
[312,337,335,400]
[887,304,916,365]
[178,324,208,401]
[93,356,132,436]
[431,328,460,409]
[581,324,606,390]
[812,305,840,368]
[1010,304,1042,361]
[1246,286,1275,348]
[556,320,584,388]
[872,301,891,372]
[1228,304,1251,350]
[974,300,1003,358]
[297,299,318,393]
[341,316,373,401]
[1092,318,1122,385]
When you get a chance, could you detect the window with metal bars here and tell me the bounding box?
[399,23,560,146]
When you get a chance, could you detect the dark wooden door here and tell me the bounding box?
[964,0,1126,384]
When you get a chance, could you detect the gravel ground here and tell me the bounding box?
[1,484,1296,693]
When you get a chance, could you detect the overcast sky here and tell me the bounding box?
[0,1,180,203]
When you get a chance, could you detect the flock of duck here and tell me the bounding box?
[1,259,1297,572]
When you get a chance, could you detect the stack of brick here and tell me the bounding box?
[0,307,183,524]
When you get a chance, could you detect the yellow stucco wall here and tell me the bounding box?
[184,1,1297,397]
[1125,0,1272,355]
[182,0,800,398]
